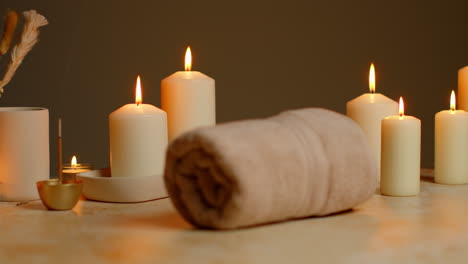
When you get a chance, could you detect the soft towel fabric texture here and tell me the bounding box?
[164,108,377,229]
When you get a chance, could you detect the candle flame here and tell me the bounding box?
[369,63,376,93]
[450,90,456,111]
[71,155,77,168]
[135,75,142,105]
[185,46,192,71]
[399,97,404,117]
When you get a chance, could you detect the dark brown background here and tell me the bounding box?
[1,0,467,174]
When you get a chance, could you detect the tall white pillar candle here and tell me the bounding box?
[161,47,216,141]
[458,66,468,111]
[434,91,468,184]
[109,76,168,177]
[381,97,421,196]
[347,64,399,180]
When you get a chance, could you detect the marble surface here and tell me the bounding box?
[1,176,468,263]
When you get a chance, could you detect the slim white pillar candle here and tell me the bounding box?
[381,97,421,196]
[435,91,468,184]
[458,66,468,111]
[161,47,216,141]
[347,64,398,180]
[109,76,168,177]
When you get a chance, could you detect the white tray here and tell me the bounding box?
[76,168,167,203]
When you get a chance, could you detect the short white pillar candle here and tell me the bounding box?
[434,91,468,184]
[347,63,399,180]
[109,76,168,178]
[380,97,421,196]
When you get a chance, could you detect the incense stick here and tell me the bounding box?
[58,118,63,183]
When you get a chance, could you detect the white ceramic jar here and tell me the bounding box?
[0,107,49,201]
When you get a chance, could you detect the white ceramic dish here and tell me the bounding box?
[76,168,167,203]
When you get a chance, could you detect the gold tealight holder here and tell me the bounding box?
[36,118,83,211]
[36,179,82,210]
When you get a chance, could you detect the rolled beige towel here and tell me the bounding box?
[164,108,377,229]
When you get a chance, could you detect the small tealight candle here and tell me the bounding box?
[380,97,421,196]
[434,91,468,184]
[346,63,399,180]
[62,155,92,180]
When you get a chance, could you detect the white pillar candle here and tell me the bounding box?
[346,64,399,180]
[381,97,421,196]
[161,47,216,141]
[458,66,468,111]
[109,76,168,177]
[435,91,468,184]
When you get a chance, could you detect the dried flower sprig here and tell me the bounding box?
[0,10,19,56]
[0,10,48,97]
